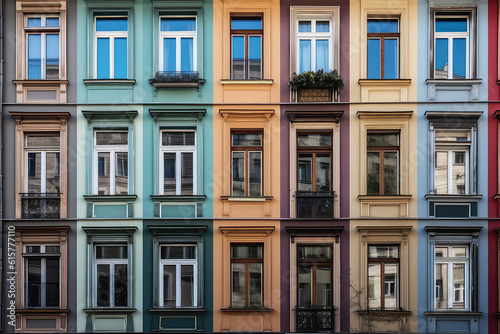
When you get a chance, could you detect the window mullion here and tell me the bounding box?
[448,37,453,79]
[176,37,181,72]
[41,33,47,79]
[447,150,452,194]
[41,257,47,307]
[110,263,115,307]
[110,37,115,79]
[176,151,182,195]
[311,37,316,71]
[110,150,116,195]
[447,261,453,309]
[176,263,182,307]
[41,151,47,193]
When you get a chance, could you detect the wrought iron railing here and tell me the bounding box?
[150,71,199,83]
[20,193,61,219]
[295,306,334,332]
[295,191,335,218]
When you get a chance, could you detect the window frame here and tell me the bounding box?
[230,14,263,80]
[230,130,263,197]
[429,8,477,80]
[367,244,400,310]
[367,18,400,79]
[159,15,198,73]
[296,131,333,192]
[24,133,61,195]
[230,243,264,308]
[366,131,400,196]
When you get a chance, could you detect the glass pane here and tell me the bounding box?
[96,245,128,259]
[453,38,466,79]
[298,266,312,307]
[385,263,398,309]
[248,36,262,79]
[367,39,380,79]
[435,38,448,79]
[114,264,128,307]
[316,21,330,33]
[163,38,176,72]
[114,38,127,79]
[435,246,448,258]
[299,39,311,74]
[316,267,332,307]
[316,155,331,191]
[27,258,42,307]
[453,247,467,257]
[46,258,60,307]
[316,40,329,71]
[115,152,128,195]
[232,133,262,147]
[298,134,331,147]
[163,153,176,195]
[435,151,448,194]
[368,263,381,308]
[26,246,41,253]
[97,264,110,307]
[452,151,466,195]
[27,18,42,27]
[384,151,398,195]
[435,263,448,309]
[367,133,399,147]
[27,152,41,193]
[45,246,60,254]
[367,151,380,195]
[46,34,59,79]
[28,34,42,79]
[249,151,262,196]
[181,38,194,72]
[384,38,398,79]
[231,245,263,259]
[161,18,196,32]
[164,265,176,307]
[231,36,245,79]
[368,245,399,258]
[232,263,246,307]
[96,18,128,31]
[161,246,196,260]
[98,152,110,195]
[298,21,311,32]
[249,263,262,306]
[46,152,60,193]
[96,132,128,145]
[181,152,193,195]
[298,245,332,259]
[97,38,110,79]
[181,265,194,307]
[232,152,245,196]
[162,132,195,146]
[436,17,467,33]
[231,17,262,30]
[452,263,465,309]
[27,134,60,148]
[435,130,470,142]
[298,154,313,191]
[46,18,59,27]
[367,19,399,33]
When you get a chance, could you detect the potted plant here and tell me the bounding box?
[289,69,344,102]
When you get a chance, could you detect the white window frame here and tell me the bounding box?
[433,245,469,311]
[24,14,61,80]
[433,15,470,79]
[159,16,197,72]
[93,15,128,79]
[93,130,129,195]
[296,18,333,73]
[93,244,129,308]
[159,130,197,196]
[158,244,198,308]
[24,134,60,194]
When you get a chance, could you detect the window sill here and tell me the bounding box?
[15,309,69,314]
[426,79,482,85]
[13,79,69,84]
[424,311,482,317]
[220,196,273,202]
[220,307,274,313]
[149,307,207,313]
[150,195,206,202]
[358,79,411,86]
[358,195,412,201]
[83,308,137,315]
[425,194,482,201]
[83,79,136,86]
[220,79,274,85]
[83,195,138,202]
[425,79,482,100]
[357,309,412,317]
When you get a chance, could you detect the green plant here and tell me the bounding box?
[288,69,344,92]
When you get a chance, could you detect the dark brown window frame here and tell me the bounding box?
[296,131,333,192]
[367,18,400,79]
[230,14,263,80]
[230,129,263,196]
[367,244,400,310]
[367,131,400,196]
[230,243,264,308]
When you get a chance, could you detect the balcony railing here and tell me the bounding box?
[20,193,61,219]
[295,306,334,332]
[296,191,335,218]
[149,71,205,88]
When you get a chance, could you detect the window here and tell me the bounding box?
[94,245,128,307]
[230,16,262,79]
[231,131,262,196]
[367,245,399,310]
[430,9,476,79]
[160,131,196,195]
[159,245,197,307]
[434,245,468,310]
[24,245,60,308]
[25,133,60,195]
[231,244,263,307]
[434,130,470,195]
[367,19,399,79]
[94,16,128,79]
[297,245,332,309]
[160,17,197,72]
[93,131,129,195]
[25,15,60,79]
[367,132,400,195]
[297,19,332,73]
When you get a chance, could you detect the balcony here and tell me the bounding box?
[295,306,334,332]
[149,71,205,88]
[295,191,335,218]
[20,193,61,219]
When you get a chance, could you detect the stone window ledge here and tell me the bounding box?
[220,196,273,202]
[149,307,207,313]
[358,79,411,86]
[83,308,136,315]
[425,194,482,201]
[83,79,136,86]
[220,79,273,85]
[83,195,137,202]
[220,307,274,313]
